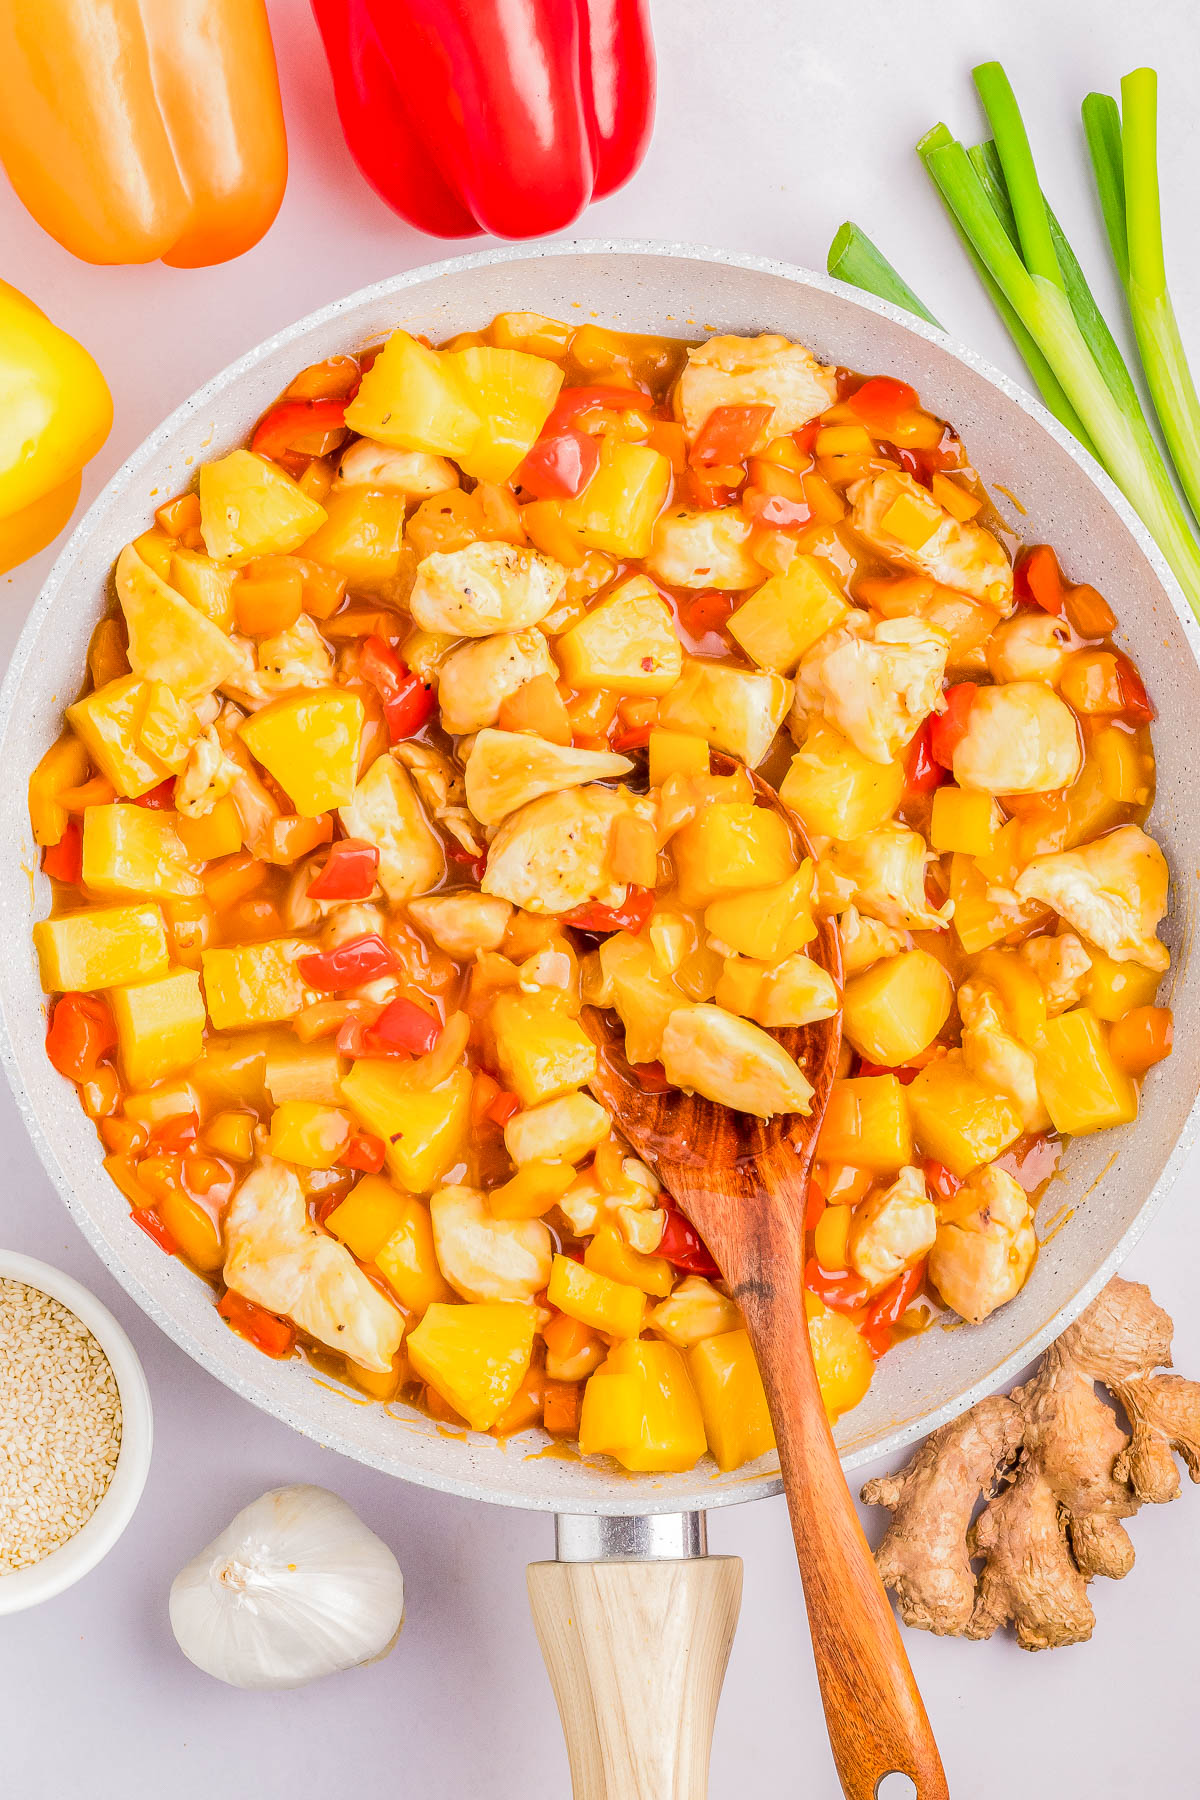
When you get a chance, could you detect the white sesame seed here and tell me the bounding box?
[0,1278,122,1574]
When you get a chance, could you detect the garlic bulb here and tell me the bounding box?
[170,1484,405,1689]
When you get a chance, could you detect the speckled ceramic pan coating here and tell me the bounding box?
[1,242,1197,1515]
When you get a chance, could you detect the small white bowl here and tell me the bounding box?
[0,1250,153,1614]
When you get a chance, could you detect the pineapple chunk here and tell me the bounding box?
[661,1003,814,1118]
[199,450,327,562]
[169,546,239,630]
[240,688,364,816]
[463,730,632,827]
[339,1060,472,1193]
[657,657,792,768]
[326,1174,415,1262]
[805,1298,875,1422]
[299,486,406,592]
[671,802,796,908]
[716,952,838,1028]
[728,556,850,674]
[406,1301,539,1431]
[704,864,816,960]
[578,1338,707,1472]
[688,1329,776,1471]
[452,345,563,482]
[555,576,683,695]
[780,721,906,842]
[81,804,201,900]
[344,330,482,461]
[201,938,314,1030]
[338,752,444,902]
[907,1054,1023,1176]
[815,1074,913,1174]
[266,1100,352,1168]
[557,441,672,559]
[109,966,206,1088]
[264,1038,346,1106]
[66,675,170,799]
[504,1092,611,1165]
[490,991,597,1106]
[1033,1007,1138,1135]
[35,903,169,993]
[599,931,684,1065]
[115,544,242,697]
[548,1255,647,1340]
[842,949,953,1067]
[1084,949,1161,1022]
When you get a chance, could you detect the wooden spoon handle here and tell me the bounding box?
[739,1279,949,1800]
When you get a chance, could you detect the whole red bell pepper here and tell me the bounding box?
[311,0,655,239]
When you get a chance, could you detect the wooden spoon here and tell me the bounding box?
[582,757,949,1800]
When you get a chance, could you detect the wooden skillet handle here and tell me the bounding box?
[738,1244,949,1800]
[528,1517,742,1800]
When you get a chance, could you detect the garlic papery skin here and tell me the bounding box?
[169,1485,405,1689]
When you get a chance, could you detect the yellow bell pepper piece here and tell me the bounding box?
[110,966,207,1089]
[579,1340,708,1473]
[1033,1008,1138,1136]
[175,796,244,864]
[407,1301,539,1431]
[0,279,110,572]
[375,1197,457,1315]
[688,1328,776,1470]
[584,1225,674,1299]
[239,688,364,816]
[648,728,710,786]
[547,1254,646,1339]
[202,1110,255,1162]
[0,0,286,268]
[813,1202,853,1271]
[158,1189,224,1273]
[326,1175,412,1262]
[28,733,91,847]
[35,902,169,993]
[339,1060,472,1194]
[488,1160,577,1220]
[266,1101,352,1169]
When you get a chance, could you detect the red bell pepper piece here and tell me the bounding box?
[657,1203,719,1278]
[564,885,654,936]
[365,996,442,1055]
[306,838,380,901]
[545,385,654,433]
[688,404,773,469]
[903,720,944,795]
[862,1261,926,1358]
[847,375,918,434]
[856,1060,922,1086]
[217,1289,296,1359]
[1014,544,1067,614]
[359,635,437,740]
[928,683,978,769]
[1115,653,1155,722]
[611,723,652,753]
[45,992,117,1083]
[804,1172,827,1232]
[131,1206,178,1256]
[340,1131,387,1174]
[803,1257,871,1313]
[922,1159,962,1206]
[628,1059,673,1093]
[150,1111,200,1152]
[251,398,347,465]
[42,820,83,885]
[487,1089,521,1127]
[517,428,600,499]
[447,843,488,883]
[135,776,177,809]
[298,933,398,992]
[311,0,656,239]
[681,591,737,638]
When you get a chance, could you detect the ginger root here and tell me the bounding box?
[862,1277,1200,1649]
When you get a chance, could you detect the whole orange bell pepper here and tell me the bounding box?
[0,0,287,267]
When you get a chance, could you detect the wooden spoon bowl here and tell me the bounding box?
[582,756,948,1800]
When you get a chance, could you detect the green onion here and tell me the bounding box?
[1082,91,1128,285]
[826,222,941,326]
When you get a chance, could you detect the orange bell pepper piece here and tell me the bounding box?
[0,0,287,267]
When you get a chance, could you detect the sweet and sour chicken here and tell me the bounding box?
[30,314,1173,1475]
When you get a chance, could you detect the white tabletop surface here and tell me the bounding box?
[2,1,1199,1794]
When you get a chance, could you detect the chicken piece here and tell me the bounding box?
[429,1185,552,1304]
[868,578,996,673]
[517,939,581,1008]
[986,611,1073,685]
[320,901,388,950]
[482,786,650,914]
[336,438,459,497]
[219,635,272,709]
[1015,824,1169,971]
[175,725,240,818]
[557,1169,603,1237]
[660,1003,814,1119]
[1020,932,1091,1016]
[839,905,910,977]
[644,507,762,590]
[338,750,444,902]
[223,1159,404,1373]
[409,541,566,637]
[959,983,1049,1133]
[504,1092,612,1165]
[792,613,949,766]
[827,823,952,930]
[755,954,840,1027]
[928,1164,1037,1325]
[463,729,632,826]
[390,741,468,838]
[848,1165,937,1296]
[408,892,513,960]
[254,614,337,697]
[436,629,558,737]
[849,471,1014,612]
[675,333,838,448]
[952,682,1081,795]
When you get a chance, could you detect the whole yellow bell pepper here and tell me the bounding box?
[0,281,111,573]
[0,0,287,267]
